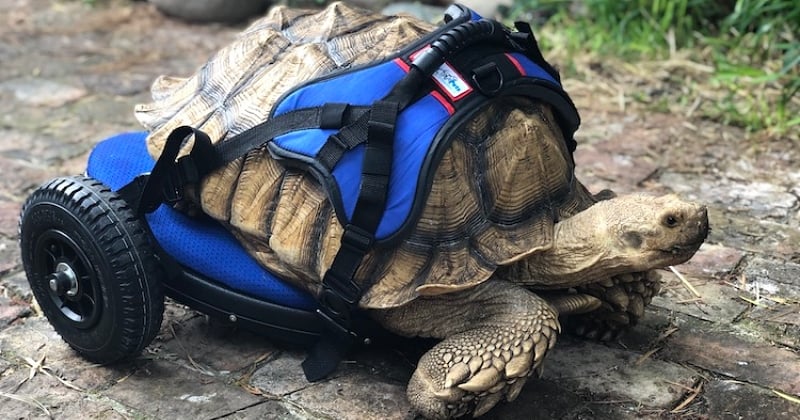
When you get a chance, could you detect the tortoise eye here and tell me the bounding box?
[663,214,679,228]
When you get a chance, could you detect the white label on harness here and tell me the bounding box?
[411,46,473,101]
[432,62,472,100]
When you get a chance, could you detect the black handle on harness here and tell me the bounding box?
[411,19,506,77]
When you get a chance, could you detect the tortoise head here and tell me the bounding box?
[597,194,709,269]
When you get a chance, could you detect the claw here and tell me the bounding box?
[629,294,645,319]
[505,349,533,378]
[445,362,471,388]
[474,390,504,417]
[534,339,548,363]
[457,367,501,393]
[506,378,527,402]
[433,385,465,402]
[605,286,629,310]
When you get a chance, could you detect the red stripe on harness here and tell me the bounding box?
[393,58,410,73]
[430,91,455,115]
[393,57,453,115]
[504,53,525,75]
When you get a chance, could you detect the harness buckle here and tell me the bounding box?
[341,223,374,254]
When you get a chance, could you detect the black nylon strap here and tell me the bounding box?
[120,104,368,216]
[215,104,368,165]
[314,111,371,171]
[315,134,348,170]
[319,102,350,129]
[301,334,349,381]
[352,100,397,225]
[512,21,561,83]
[303,66,431,381]
[303,100,400,381]
[131,126,215,214]
[313,69,424,172]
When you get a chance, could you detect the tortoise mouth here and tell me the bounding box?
[659,243,699,256]
[658,216,710,258]
[657,235,706,260]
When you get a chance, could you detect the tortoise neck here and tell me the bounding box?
[543,221,619,286]
[499,211,626,288]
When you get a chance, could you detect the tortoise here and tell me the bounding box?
[134,3,709,418]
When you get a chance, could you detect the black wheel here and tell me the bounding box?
[19,176,165,363]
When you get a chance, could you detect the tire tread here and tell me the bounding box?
[19,176,165,363]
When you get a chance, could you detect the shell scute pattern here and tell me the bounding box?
[360,100,591,308]
[136,3,591,309]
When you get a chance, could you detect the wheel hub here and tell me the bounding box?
[32,229,102,329]
[48,262,79,297]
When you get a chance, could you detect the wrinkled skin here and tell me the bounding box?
[372,194,708,419]
[498,194,710,289]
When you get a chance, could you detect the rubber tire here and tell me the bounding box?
[19,176,165,363]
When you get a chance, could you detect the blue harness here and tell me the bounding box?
[120,4,580,380]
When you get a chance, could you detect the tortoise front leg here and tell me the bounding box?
[560,270,662,341]
[371,280,560,419]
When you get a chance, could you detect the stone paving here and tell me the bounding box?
[1,1,799,419]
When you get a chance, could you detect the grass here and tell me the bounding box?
[506,0,800,139]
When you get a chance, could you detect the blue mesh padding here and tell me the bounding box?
[272,60,451,240]
[86,132,316,310]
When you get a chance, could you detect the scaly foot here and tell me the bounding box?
[564,270,661,341]
[407,303,560,418]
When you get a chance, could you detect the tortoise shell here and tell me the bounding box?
[134,2,595,309]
